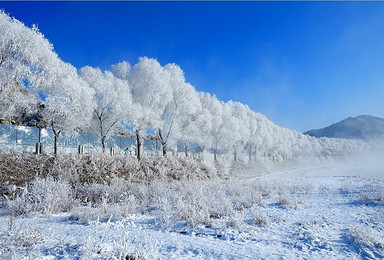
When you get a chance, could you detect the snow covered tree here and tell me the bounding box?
[159,63,203,157]
[188,92,214,153]
[111,61,150,160]
[111,61,131,80]
[198,92,225,161]
[80,66,129,153]
[130,57,173,157]
[0,11,62,123]
[0,77,42,124]
[0,11,62,88]
[42,62,94,155]
[173,82,201,157]
[226,101,251,161]
[0,11,96,155]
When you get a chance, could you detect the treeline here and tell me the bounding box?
[0,11,367,162]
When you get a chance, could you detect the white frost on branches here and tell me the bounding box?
[0,10,371,161]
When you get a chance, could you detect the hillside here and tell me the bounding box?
[304,115,384,140]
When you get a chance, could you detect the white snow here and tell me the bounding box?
[1,162,383,259]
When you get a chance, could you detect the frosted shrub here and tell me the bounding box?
[69,206,103,223]
[122,195,139,215]
[30,177,74,214]
[177,200,212,228]
[156,196,173,226]
[124,183,160,214]
[74,177,131,205]
[147,180,171,203]
[111,222,134,260]
[200,150,216,175]
[48,155,81,183]
[342,181,384,205]
[226,181,264,210]
[1,154,215,192]
[177,188,212,228]
[348,225,384,256]
[7,177,74,215]
[69,203,133,223]
[226,211,245,229]
[216,153,233,176]
[359,193,372,202]
[252,211,270,227]
[378,189,384,204]
[208,194,235,219]
[277,195,292,208]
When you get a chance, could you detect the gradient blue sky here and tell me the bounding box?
[1,1,384,132]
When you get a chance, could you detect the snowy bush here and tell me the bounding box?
[74,177,132,205]
[69,203,134,223]
[226,211,245,229]
[177,187,213,228]
[348,225,384,258]
[251,211,270,227]
[80,218,157,259]
[277,195,293,208]
[199,150,217,175]
[226,181,264,210]
[342,181,384,205]
[6,177,74,215]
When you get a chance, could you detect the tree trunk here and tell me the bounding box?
[158,129,167,157]
[162,142,167,157]
[101,136,106,153]
[54,134,58,156]
[52,124,61,157]
[136,130,142,160]
[184,143,189,158]
[214,142,218,162]
[53,132,61,156]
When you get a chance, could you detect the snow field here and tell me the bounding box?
[1,163,383,259]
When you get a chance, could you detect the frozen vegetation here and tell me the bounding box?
[0,10,371,160]
[1,9,384,260]
[0,155,384,259]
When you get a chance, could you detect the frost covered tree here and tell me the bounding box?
[0,11,62,123]
[0,78,42,124]
[130,57,174,156]
[111,61,150,160]
[198,92,225,161]
[0,10,370,162]
[245,111,257,161]
[80,66,129,153]
[188,92,214,153]
[226,101,251,161]
[161,63,202,157]
[0,11,96,155]
[0,11,60,86]
[111,61,131,80]
[42,62,94,155]
[173,82,201,157]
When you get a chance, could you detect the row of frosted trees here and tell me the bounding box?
[0,11,367,161]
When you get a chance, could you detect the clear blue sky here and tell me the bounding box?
[1,1,384,132]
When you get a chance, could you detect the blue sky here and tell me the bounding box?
[1,2,384,132]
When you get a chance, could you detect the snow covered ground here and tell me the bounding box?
[1,162,383,259]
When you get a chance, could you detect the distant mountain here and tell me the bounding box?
[304,115,384,140]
